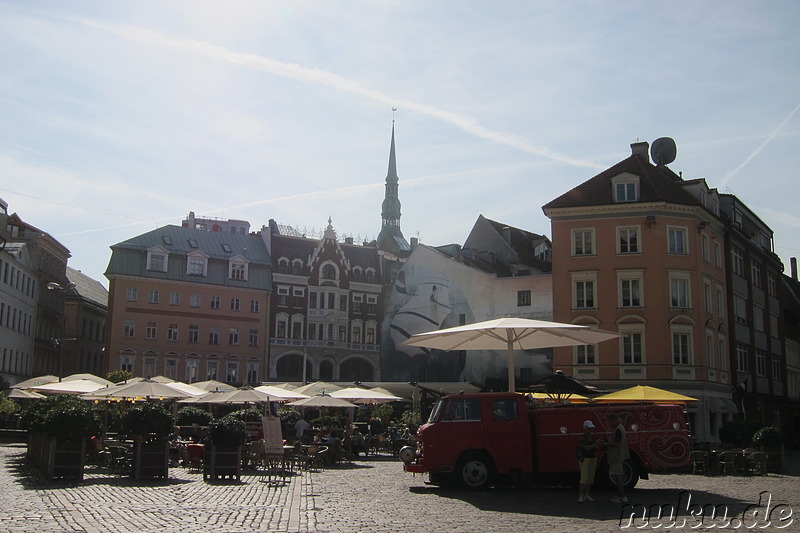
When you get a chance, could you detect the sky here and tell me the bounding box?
[1,1,799,288]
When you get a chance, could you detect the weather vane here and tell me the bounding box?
[392,107,397,123]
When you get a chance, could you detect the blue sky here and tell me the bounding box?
[1,1,799,286]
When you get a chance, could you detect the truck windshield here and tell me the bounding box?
[428,400,445,423]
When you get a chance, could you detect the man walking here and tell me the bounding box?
[606,413,629,503]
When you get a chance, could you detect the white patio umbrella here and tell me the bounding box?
[7,389,46,399]
[163,381,208,397]
[187,386,275,404]
[31,379,107,394]
[62,373,115,387]
[401,317,620,392]
[254,385,310,400]
[287,395,357,408]
[90,379,190,400]
[293,381,343,396]
[330,387,402,404]
[190,380,236,392]
[10,375,59,389]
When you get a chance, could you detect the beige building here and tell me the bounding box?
[543,141,732,442]
[104,225,271,385]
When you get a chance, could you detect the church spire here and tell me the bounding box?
[377,119,409,254]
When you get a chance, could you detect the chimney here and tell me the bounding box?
[792,257,798,281]
[502,226,512,243]
[345,237,354,245]
[631,141,650,162]
[410,237,419,248]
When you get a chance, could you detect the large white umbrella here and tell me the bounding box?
[164,381,208,396]
[91,379,190,399]
[293,381,343,395]
[190,380,236,392]
[185,386,275,404]
[254,385,310,400]
[31,379,107,394]
[7,389,46,399]
[62,373,115,387]
[10,375,59,389]
[287,395,357,408]
[401,317,620,392]
[330,387,402,404]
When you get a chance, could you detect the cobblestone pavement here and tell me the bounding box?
[1,443,799,532]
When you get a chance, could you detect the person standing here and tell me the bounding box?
[577,420,600,503]
[606,413,630,503]
[294,415,310,443]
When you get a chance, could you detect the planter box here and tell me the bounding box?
[203,445,241,481]
[27,433,85,480]
[132,440,169,481]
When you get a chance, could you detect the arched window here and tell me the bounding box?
[340,357,373,381]
[322,264,337,280]
[275,353,312,381]
[319,360,334,381]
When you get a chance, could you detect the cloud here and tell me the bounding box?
[71,16,603,171]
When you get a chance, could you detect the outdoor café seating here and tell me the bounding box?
[689,450,708,475]
[746,451,769,476]
[186,444,204,472]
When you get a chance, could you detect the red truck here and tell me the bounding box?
[401,392,691,490]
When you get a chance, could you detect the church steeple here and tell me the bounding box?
[377,122,409,254]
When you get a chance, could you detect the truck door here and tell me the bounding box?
[487,397,531,474]
[437,398,485,470]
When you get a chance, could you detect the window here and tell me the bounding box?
[573,274,596,309]
[618,227,639,254]
[144,357,156,378]
[714,242,722,268]
[367,296,377,314]
[492,399,519,421]
[169,291,180,306]
[339,325,347,342]
[165,359,177,380]
[751,261,762,288]
[148,289,159,304]
[667,227,687,254]
[309,292,317,309]
[222,244,232,253]
[293,288,304,307]
[277,319,287,338]
[352,294,362,313]
[248,329,259,347]
[767,272,778,297]
[731,247,744,276]
[672,332,691,365]
[190,294,201,308]
[706,332,715,368]
[621,332,643,364]
[226,362,238,382]
[322,264,337,280]
[352,326,362,344]
[168,323,178,341]
[702,234,710,262]
[187,255,207,276]
[517,290,531,306]
[124,320,135,338]
[186,359,198,383]
[719,339,728,371]
[230,260,247,281]
[126,287,138,302]
[147,249,167,272]
[572,229,594,256]
[188,325,199,343]
[734,294,747,324]
[250,299,260,313]
[206,361,218,380]
[229,328,239,345]
[716,286,725,319]
[612,174,639,202]
[737,342,749,372]
[670,275,690,308]
[339,294,348,311]
[231,298,240,311]
[277,287,289,306]
[162,235,172,245]
[188,239,198,249]
[442,398,481,422]
[773,356,782,380]
[366,326,376,345]
[292,321,302,339]
[576,345,595,365]
[619,277,641,307]
[120,355,133,373]
[704,281,712,313]
[145,321,157,339]
[209,327,219,344]
[210,296,220,309]
[756,350,766,377]
[247,362,259,384]
[753,304,765,332]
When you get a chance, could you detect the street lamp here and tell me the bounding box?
[47,281,75,380]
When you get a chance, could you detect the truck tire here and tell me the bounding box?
[599,456,640,491]
[455,452,495,490]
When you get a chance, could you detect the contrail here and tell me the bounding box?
[71,17,603,170]
[718,102,800,189]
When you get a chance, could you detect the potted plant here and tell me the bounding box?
[752,425,783,473]
[204,414,247,482]
[20,395,101,480]
[121,402,174,480]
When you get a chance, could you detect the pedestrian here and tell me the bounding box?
[294,415,310,443]
[606,412,630,503]
[577,420,600,503]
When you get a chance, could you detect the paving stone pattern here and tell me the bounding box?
[1,443,799,532]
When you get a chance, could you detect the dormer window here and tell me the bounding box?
[162,236,173,245]
[186,250,209,277]
[229,256,249,281]
[222,243,232,253]
[611,173,640,203]
[188,239,198,248]
[147,246,169,272]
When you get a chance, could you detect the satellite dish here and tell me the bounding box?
[651,137,677,166]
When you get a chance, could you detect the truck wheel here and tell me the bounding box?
[456,452,494,490]
[599,457,640,491]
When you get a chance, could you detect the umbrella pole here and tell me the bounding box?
[506,333,516,393]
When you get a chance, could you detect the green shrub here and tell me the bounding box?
[175,406,212,426]
[752,426,782,448]
[106,369,131,384]
[208,415,247,447]
[120,402,174,441]
[19,395,101,442]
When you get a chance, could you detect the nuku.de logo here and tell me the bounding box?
[619,491,793,529]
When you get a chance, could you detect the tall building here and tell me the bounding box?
[104,225,271,384]
[265,218,383,383]
[719,194,787,428]
[1,201,71,378]
[782,258,800,442]
[543,141,731,442]
[63,267,108,378]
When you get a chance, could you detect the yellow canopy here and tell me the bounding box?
[526,392,589,403]
[592,385,696,403]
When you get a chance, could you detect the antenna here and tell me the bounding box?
[651,137,677,166]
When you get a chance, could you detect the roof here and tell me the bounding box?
[67,267,108,308]
[543,153,699,211]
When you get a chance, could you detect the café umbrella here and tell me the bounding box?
[401,317,620,392]
[90,379,191,400]
[254,385,310,400]
[287,395,357,408]
[31,379,107,395]
[592,385,697,404]
[330,387,402,404]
